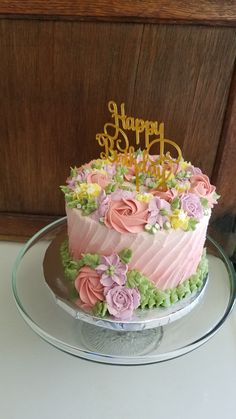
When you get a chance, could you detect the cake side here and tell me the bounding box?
[66,206,210,290]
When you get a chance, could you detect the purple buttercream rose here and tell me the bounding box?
[95,254,128,287]
[180,193,203,220]
[106,286,140,320]
[147,197,171,227]
[186,165,202,176]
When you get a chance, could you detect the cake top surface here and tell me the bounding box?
[61,151,219,234]
[61,101,219,234]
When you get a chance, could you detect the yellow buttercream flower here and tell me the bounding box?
[175,182,190,193]
[74,182,101,199]
[180,160,191,170]
[170,209,189,230]
[136,192,153,203]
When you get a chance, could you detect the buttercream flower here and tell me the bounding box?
[175,179,190,193]
[95,254,128,287]
[104,198,148,233]
[150,188,177,202]
[111,189,135,201]
[106,286,140,320]
[136,192,153,203]
[147,197,171,227]
[74,182,101,198]
[170,209,189,230]
[90,191,110,221]
[66,169,88,189]
[180,193,203,220]
[164,161,180,175]
[87,170,109,189]
[74,266,105,308]
[124,165,135,181]
[190,174,217,208]
[103,163,117,177]
[185,165,202,176]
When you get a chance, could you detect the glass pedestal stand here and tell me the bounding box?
[12,218,236,365]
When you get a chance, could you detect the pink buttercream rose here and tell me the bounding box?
[190,174,217,208]
[124,165,135,181]
[106,286,140,320]
[104,198,148,233]
[74,266,105,308]
[87,171,109,189]
[150,188,177,202]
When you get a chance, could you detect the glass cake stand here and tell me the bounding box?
[12,217,236,365]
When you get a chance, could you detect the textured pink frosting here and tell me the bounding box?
[66,207,210,290]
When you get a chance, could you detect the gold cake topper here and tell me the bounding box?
[96,101,182,191]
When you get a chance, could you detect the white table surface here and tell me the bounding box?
[1,241,236,419]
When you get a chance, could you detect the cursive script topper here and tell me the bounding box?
[96,101,182,190]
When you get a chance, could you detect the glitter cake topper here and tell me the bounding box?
[96,101,182,190]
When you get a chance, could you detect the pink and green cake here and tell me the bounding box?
[61,151,219,320]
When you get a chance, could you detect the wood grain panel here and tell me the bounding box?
[132,25,236,175]
[212,63,236,218]
[0,213,59,241]
[0,19,236,240]
[0,19,143,215]
[0,1,235,25]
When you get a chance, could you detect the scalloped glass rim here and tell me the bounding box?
[12,217,236,365]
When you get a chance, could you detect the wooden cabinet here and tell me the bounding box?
[0,1,235,248]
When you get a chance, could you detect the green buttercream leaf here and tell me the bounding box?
[80,197,97,215]
[213,192,221,200]
[200,197,209,208]
[116,165,128,176]
[167,178,177,188]
[70,167,78,177]
[187,218,199,231]
[105,183,117,194]
[171,197,180,210]
[81,253,100,269]
[176,170,187,179]
[60,241,80,281]
[147,181,158,189]
[91,160,104,169]
[159,209,168,216]
[60,185,71,194]
[93,301,108,317]
[119,248,132,264]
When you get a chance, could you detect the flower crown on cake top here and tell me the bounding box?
[61,101,219,234]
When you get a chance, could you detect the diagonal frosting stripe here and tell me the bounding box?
[66,207,210,290]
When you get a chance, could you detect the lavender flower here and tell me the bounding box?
[66,170,88,190]
[180,193,203,220]
[106,286,140,320]
[147,197,171,227]
[95,254,128,287]
[186,165,202,176]
[110,189,135,201]
[90,190,110,221]
[103,163,117,177]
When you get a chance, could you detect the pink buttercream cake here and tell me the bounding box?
[62,151,218,319]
